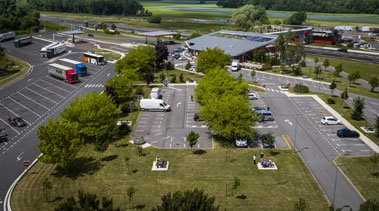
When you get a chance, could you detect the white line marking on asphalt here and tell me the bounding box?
[136,125,146,127]
[163,136,170,139]
[17,92,50,110]
[32,83,65,98]
[135,130,144,132]
[107,73,111,76]
[8,97,41,118]
[27,78,33,82]
[37,79,71,94]
[24,87,58,104]
[0,118,20,134]
[170,137,173,142]
[177,102,181,107]
[284,119,293,126]
[155,133,162,136]
[151,141,158,144]
[169,144,172,148]
[361,150,371,152]
[16,151,24,161]
[85,84,89,87]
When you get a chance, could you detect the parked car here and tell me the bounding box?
[0,128,7,142]
[321,116,341,125]
[337,48,348,53]
[302,74,309,79]
[280,84,289,89]
[252,106,265,111]
[172,53,180,59]
[248,92,257,100]
[193,113,203,121]
[178,56,187,61]
[8,117,27,127]
[88,34,94,37]
[132,136,145,145]
[337,128,360,138]
[189,66,197,72]
[262,134,276,148]
[173,47,184,52]
[234,137,248,148]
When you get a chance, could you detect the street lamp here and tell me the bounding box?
[333,163,344,209]
[318,66,321,94]
[294,113,299,153]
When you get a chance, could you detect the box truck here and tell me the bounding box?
[40,42,59,58]
[140,99,171,112]
[149,87,162,99]
[83,52,106,65]
[0,32,15,42]
[58,58,88,76]
[231,60,240,71]
[48,63,79,84]
[13,36,32,47]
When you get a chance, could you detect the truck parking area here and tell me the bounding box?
[291,97,373,156]
[132,85,212,149]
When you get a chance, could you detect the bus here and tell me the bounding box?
[83,52,106,65]
[13,36,32,47]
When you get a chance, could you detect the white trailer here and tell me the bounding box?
[51,44,66,56]
[41,42,58,58]
[0,32,15,42]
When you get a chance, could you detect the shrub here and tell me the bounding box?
[300,60,306,67]
[293,84,309,93]
[121,102,137,113]
[327,98,335,104]
[118,124,130,137]
[160,73,165,82]
[179,73,184,83]
[135,86,143,95]
[147,15,162,24]
[170,75,177,83]
[185,60,191,70]
[293,66,302,76]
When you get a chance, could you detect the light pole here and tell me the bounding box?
[333,163,344,208]
[294,113,299,153]
[318,67,321,94]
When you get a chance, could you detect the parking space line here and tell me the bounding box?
[32,83,65,98]
[17,92,50,110]
[25,87,58,104]
[7,97,41,118]
[37,79,72,94]
[0,102,23,120]
[135,130,144,132]
[0,118,20,134]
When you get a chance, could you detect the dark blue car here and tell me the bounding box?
[337,128,360,138]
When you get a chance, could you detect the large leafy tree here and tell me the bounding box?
[152,188,219,211]
[232,4,268,31]
[155,39,169,68]
[38,118,82,168]
[61,92,119,150]
[286,11,307,25]
[0,0,40,33]
[197,48,231,73]
[105,74,133,99]
[115,45,156,80]
[359,199,379,211]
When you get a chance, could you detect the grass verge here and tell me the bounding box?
[335,156,379,201]
[92,48,121,61]
[11,140,329,210]
[0,56,30,87]
[40,20,70,32]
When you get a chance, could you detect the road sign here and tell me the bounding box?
[23,161,30,167]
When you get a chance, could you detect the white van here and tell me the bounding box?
[257,110,274,121]
[150,87,162,99]
[231,60,240,71]
[140,99,171,112]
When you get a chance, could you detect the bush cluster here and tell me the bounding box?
[293,84,309,93]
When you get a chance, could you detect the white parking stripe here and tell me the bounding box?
[0,102,25,123]
[32,83,65,98]
[37,79,71,94]
[25,87,58,104]
[17,92,50,111]
[85,84,89,87]
[0,118,20,134]
[7,97,41,118]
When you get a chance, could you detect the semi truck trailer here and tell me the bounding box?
[13,36,32,47]
[50,43,66,56]
[48,63,79,84]
[58,58,88,76]
[0,32,15,42]
[40,42,58,58]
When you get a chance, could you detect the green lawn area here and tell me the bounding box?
[40,20,70,32]
[11,139,329,210]
[0,56,30,87]
[335,156,379,201]
[92,48,121,61]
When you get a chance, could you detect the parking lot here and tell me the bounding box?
[0,38,112,152]
[132,85,212,149]
[292,97,373,156]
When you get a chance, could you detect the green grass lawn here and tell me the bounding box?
[11,139,329,210]
[335,156,379,201]
[40,20,70,32]
[0,56,30,87]
[92,48,121,61]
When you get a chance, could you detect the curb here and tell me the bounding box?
[0,57,33,91]
[4,154,42,211]
[333,158,366,201]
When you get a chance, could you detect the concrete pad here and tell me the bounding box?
[257,162,278,170]
[152,161,169,171]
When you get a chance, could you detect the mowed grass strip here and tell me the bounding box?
[336,156,379,201]
[11,139,329,210]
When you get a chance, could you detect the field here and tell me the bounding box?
[335,156,379,201]
[11,138,329,210]
[40,20,70,32]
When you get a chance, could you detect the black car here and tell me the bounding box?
[193,113,203,121]
[337,128,360,138]
[88,34,94,37]
[9,117,27,127]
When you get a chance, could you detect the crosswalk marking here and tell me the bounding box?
[85,84,104,88]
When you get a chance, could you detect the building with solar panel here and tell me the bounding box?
[185,30,278,62]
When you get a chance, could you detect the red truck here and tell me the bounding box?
[48,63,78,84]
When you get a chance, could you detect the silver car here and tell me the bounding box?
[321,116,341,125]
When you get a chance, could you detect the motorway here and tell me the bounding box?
[0,37,119,211]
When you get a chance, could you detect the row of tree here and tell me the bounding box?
[217,0,379,14]
[23,0,144,16]
[0,0,40,33]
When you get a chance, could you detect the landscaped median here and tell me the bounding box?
[0,56,31,87]
[11,139,329,210]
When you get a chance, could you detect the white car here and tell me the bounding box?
[178,56,187,61]
[189,66,197,72]
[248,92,257,100]
[321,116,341,125]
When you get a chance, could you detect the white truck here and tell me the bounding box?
[0,32,15,42]
[51,43,66,56]
[231,59,240,71]
[149,87,162,99]
[40,42,58,58]
[140,99,171,112]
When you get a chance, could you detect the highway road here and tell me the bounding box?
[304,47,379,64]
[0,37,118,211]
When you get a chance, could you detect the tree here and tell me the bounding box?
[124,155,130,174]
[286,11,307,25]
[251,70,256,81]
[351,97,365,120]
[369,77,379,92]
[55,190,120,211]
[42,177,52,202]
[359,199,379,211]
[147,15,162,23]
[334,64,343,77]
[38,118,82,169]
[179,73,184,83]
[330,80,337,96]
[232,176,240,189]
[323,58,330,70]
[137,146,143,156]
[375,115,379,138]
[187,130,199,151]
[265,131,276,146]
[111,24,116,30]
[341,88,349,100]
[197,48,231,73]
[155,39,169,68]
[127,186,136,208]
[105,75,133,100]
[152,188,219,211]
[348,71,361,86]
[185,60,192,70]
[294,197,307,211]
[232,4,268,31]
[60,92,119,151]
